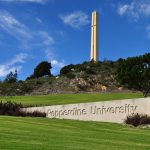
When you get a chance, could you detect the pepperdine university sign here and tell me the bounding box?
[23,98,150,123]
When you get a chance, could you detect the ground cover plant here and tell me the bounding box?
[0,101,46,117]
[0,116,150,150]
[125,113,150,127]
[0,92,143,106]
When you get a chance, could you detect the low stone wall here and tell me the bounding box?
[23,98,150,123]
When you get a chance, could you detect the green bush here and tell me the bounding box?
[0,101,46,117]
[60,64,75,75]
[85,68,96,74]
[66,73,76,79]
[125,113,150,127]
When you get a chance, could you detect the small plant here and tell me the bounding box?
[66,73,76,79]
[20,110,46,117]
[0,101,46,117]
[125,113,150,127]
[36,80,43,85]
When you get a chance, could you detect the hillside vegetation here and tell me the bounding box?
[0,61,125,96]
[1,53,150,96]
[0,116,150,150]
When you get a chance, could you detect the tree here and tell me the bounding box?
[116,53,150,97]
[33,61,52,78]
[60,64,75,75]
[26,74,35,80]
[4,70,18,83]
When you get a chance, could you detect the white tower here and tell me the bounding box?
[91,11,99,62]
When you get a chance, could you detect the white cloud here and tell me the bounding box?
[0,11,62,76]
[117,0,150,39]
[45,48,54,59]
[8,53,28,65]
[0,11,31,40]
[118,5,128,16]
[60,11,90,29]
[38,31,54,46]
[51,60,66,75]
[0,0,47,4]
[0,65,22,77]
[117,0,150,21]
[45,49,66,75]
[0,11,54,50]
[51,60,65,68]
[36,17,43,24]
[0,53,28,77]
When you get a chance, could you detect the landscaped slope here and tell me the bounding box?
[0,61,124,96]
[0,116,149,150]
[1,92,143,106]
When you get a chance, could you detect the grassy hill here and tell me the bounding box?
[1,92,143,106]
[0,93,149,150]
[0,116,150,150]
[0,61,124,96]
[0,62,149,150]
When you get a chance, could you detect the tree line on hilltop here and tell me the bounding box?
[1,53,150,97]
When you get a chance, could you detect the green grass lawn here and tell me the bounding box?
[0,92,144,106]
[0,116,149,150]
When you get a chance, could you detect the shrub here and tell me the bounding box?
[20,83,33,94]
[60,64,75,75]
[66,73,76,79]
[48,80,52,84]
[36,80,43,85]
[20,111,46,117]
[0,101,46,117]
[125,113,150,127]
[26,74,35,80]
[85,68,96,74]
[0,101,22,116]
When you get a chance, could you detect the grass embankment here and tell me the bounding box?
[0,92,143,106]
[0,116,149,150]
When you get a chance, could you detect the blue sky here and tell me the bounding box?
[0,0,150,80]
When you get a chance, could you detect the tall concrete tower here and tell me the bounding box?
[91,11,99,62]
